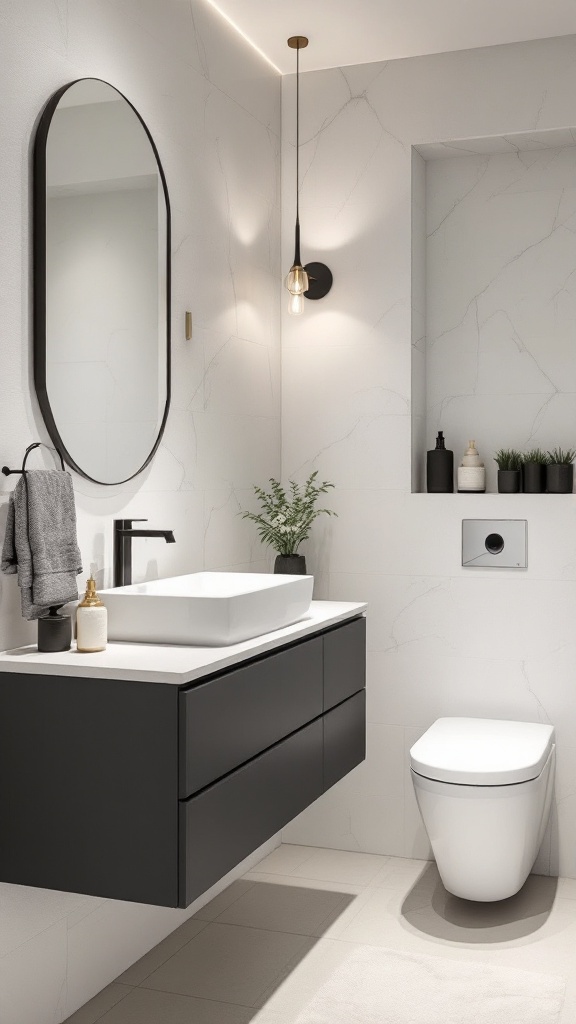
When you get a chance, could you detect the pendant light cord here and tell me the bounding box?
[294,41,301,266]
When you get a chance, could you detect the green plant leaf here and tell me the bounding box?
[239,472,337,554]
[547,447,576,465]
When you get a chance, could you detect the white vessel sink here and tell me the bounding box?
[101,571,314,647]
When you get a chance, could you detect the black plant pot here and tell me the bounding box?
[274,553,307,575]
[522,462,545,493]
[498,469,520,494]
[546,463,574,494]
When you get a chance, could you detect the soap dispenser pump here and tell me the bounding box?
[76,576,107,653]
[457,440,486,493]
[426,431,454,492]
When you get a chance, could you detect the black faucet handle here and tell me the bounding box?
[114,518,147,529]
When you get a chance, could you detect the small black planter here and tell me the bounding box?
[546,463,574,494]
[522,461,546,493]
[274,553,307,574]
[498,469,521,494]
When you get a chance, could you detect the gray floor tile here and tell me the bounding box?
[116,918,209,986]
[252,845,316,876]
[256,937,363,1017]
[95,988,257,1024]
[215,880,353,936]
[290,848,389,886]
[64,848,576,1024]
[63,983,132,1023]
[142,922,315,1006]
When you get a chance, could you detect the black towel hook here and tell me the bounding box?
[2,442,65,477]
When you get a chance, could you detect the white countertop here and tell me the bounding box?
[0,601,367,685]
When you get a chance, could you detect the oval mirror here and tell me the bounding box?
[33,79,170,484]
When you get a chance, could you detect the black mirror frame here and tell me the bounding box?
[33,78,171,485]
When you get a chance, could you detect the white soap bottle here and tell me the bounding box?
[457,440,486,493]
[76,576,108,653]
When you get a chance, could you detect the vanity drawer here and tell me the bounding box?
[324,689,366,792]
[179,637,323,797]
[323,617,366,710]
[179,718,323,906]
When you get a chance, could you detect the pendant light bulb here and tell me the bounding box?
[288,291,304,316]
[285,263,309,296]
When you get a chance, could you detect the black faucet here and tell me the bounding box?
[113,518,176,588]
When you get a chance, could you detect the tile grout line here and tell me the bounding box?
[65,983,134,1024]
[193,878,257,922]
[247,866,390,887]
[122,881,259,988]
[121,919,210,988]
[140,918,322,947]
[126,982,258,1012]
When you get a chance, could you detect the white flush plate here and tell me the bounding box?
[462,519,527,568]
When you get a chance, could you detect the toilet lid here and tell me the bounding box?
[410,717,555,786]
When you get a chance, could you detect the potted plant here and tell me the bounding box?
[241,471,337,574]
[546,448,576,493]
[521,449,549,493]
[494,449,522,493]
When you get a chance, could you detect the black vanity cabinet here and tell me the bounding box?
[0,616,365,907]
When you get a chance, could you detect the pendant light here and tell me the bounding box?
[285,35,332,315]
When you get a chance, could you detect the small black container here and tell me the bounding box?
[498,469,521,493]
[426,431,453,493]
[522,461,545,493]
[274,553,307,574]
[38,606,72,652]
[546,463,574,493]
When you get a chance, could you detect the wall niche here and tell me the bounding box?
[411,128,576,494]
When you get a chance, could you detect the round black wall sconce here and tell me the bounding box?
[304,262,333,300]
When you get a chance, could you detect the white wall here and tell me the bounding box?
[425,142,576,492]
[0,1,280,1021]
[281,35,576,879]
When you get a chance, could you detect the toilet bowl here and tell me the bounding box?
[410,717,555,902]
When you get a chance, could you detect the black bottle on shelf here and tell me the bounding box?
[426,431,454,492]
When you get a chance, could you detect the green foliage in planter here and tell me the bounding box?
[522,448,550,465]
[494,449,522,471]
[240,471,337,556]
[547,448,576,466]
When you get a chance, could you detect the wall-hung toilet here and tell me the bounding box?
[410,717,555,902]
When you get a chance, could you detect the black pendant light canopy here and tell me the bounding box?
[285,36,332,314]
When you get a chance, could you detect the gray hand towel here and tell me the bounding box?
[1,470,82,620]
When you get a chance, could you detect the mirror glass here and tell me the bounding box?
[34,79,170,484]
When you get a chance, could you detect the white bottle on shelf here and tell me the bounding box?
[76,576,108,653]
[457,440,486,493]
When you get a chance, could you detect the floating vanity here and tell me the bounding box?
[0,601,366,907]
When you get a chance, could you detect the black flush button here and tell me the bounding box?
[485,533,504,555]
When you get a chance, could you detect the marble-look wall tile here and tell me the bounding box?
[0,1,280,1022]
[283,724,406,857]
[281,35,576,881]
[0,921,68,1024]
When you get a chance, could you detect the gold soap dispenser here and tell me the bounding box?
[76,576,108,653]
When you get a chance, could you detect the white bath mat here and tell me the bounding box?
[293,945,565,1024]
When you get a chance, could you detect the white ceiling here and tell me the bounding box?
[208,0,576,74]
